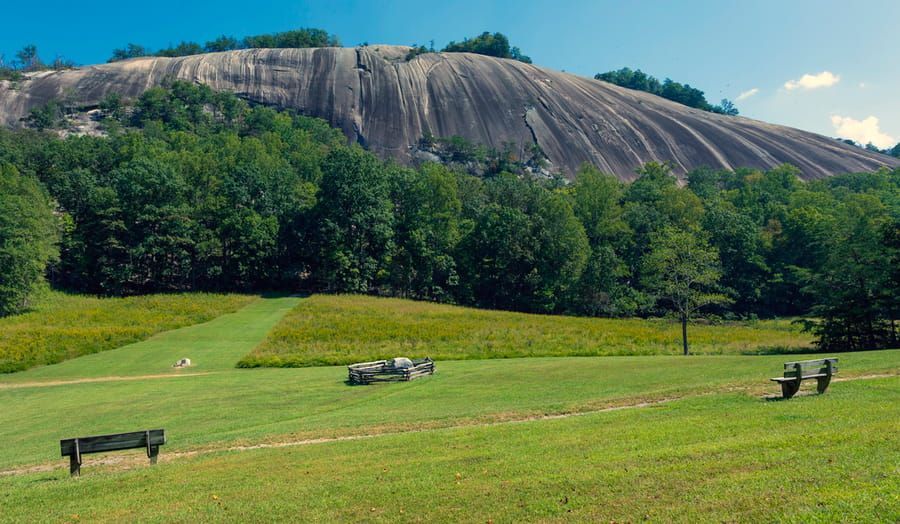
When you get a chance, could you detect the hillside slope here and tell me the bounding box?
[1,46,896,180]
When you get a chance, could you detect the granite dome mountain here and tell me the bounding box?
[1,45,896,181]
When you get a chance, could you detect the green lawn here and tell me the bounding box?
[238,294,815,367]
[1,294,897,522]
[0,291,258,373]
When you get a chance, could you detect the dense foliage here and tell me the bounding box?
[838,138,900,158]
[442,32,532,63]
[595,67,738,115]
[0,81,897,351]
[0,164,59,315]
[108,28,341,62]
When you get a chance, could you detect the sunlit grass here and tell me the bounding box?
[0,291,257,373]
[238,294,814,367]
[2,377,897,523]
[0,293,896,522]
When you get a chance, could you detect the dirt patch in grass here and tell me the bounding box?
[0,372,214,389]
[3,374,893,477]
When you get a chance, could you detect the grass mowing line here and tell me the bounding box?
[2,294,301,382]
[241,294,815,367]
[0,292,258,374]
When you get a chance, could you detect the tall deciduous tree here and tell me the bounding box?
[0,164,59,315]
[804,193,898,350]
[642,226,729,355]
[312,147,394,293]
[389,162,464,301]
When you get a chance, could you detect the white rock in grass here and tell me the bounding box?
[389,357,414,369]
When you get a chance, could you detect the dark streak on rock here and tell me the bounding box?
[1,46,896,181]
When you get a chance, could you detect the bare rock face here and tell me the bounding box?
[1,46,896,181]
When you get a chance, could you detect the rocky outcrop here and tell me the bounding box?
[1,46,896,181]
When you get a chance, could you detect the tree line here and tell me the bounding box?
[108,28,342,62]
[1,81,897,352]
[595,67,738,115]
[0,44,75,81]
[106,29,533,65]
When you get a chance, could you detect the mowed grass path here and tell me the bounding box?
[1,295,300,383]
[1,294,898,522]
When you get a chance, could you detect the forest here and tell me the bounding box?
[1,80,898,351]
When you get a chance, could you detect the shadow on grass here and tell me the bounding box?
[740,346,819,356]
[259,291,309,299]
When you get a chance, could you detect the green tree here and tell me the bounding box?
[389,163,465,301]
[16,44,42,70]
[594,68,735,115]
[456,174,588,313]
[803,193,898,350]
[712,98,739,116]
[312,147,394,293]
[0,164,59,315]
[204,35,240,53]
[622,161,705,286]
[641,226,729,355]
[109,43,148,62]
[28,99,67,131]
[111,157,193,293]
[701,202,769,314]
[571,163,638,315]
[155,41,203,57]
[442,32,530,63]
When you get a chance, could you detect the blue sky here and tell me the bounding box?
[3,0,898,148]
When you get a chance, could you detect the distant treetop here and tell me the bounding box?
[442,32,531,64]
[595,67,738,116]
[108,28,341,62]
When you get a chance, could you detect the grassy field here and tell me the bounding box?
[0,291,257,373]
[238,294,814,367]
[1,294,897,522]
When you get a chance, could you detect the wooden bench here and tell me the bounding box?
[60,429,166,476]
[770,358,838,399]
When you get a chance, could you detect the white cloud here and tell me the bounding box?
[831,115,897,149]
[736,88,759,101]
[784,71,840,90]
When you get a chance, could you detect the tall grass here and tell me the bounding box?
[0,292,257,373]
[238,294,813,367]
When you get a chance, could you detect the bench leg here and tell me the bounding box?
[148,445,159,465]
[69,454,81,477]
[816,375,832,394]
[781,380,800,399]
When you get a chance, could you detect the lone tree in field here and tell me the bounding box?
[642,226,729,355]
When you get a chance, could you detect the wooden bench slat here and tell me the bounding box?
[60,429,165,456]
[771,358,838,399]
[60,429,166,476]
